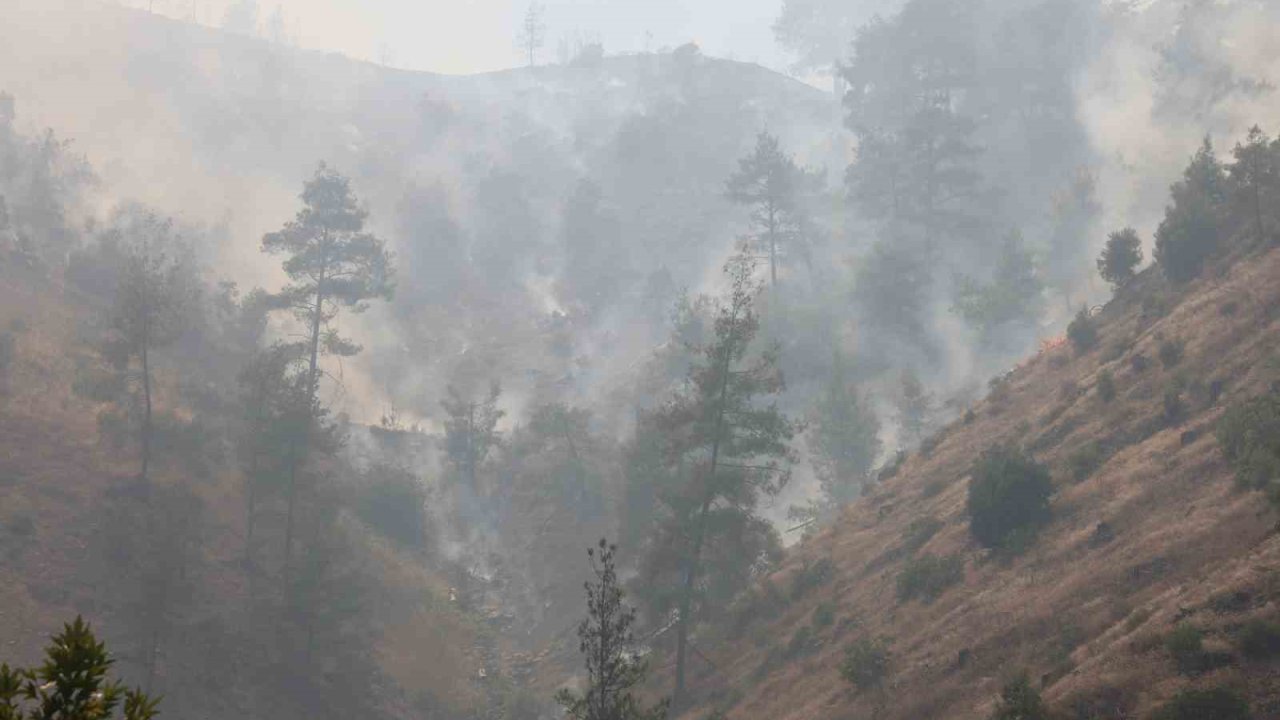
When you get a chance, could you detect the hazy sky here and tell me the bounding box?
[136,0,791,75]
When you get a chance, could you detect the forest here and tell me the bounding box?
[2,0,1280,719]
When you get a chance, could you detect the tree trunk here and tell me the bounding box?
[1256,186,1266,246]
[140,342,152,484]
[284,264,325,571]
[673,304,740,709]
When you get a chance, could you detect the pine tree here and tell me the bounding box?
[261,163,393,564]
[236,343,307,571]
[1045,168,1102,308]
[517,3,546,67]
[895,369,931,446]
[556,540,668,720]
[1228,125,1278,246]
[105,208,196,484]
[1097,227,1143,290]
[641,255,797,708]
[1155,137,1227,284]
[804,357,880,511]
[841,0,985,257]
[953,230,1044,346]
[726,132,818,288]
[441,381,505,490]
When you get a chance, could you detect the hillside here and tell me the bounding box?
[663,246,1280,718]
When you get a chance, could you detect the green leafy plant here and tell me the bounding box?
[1097,227,1143,289]
[1066,441,1107,482]
[1216,393,1280,507]
[1158,337,1184,369]
[1096,370,1116,403]
[1067,306,1099,354]
[1237,619,1280,660]
[896,554,963,603]
[967,444,1053,550]
[0,617,160,720]
[989,674,1049,720]
[840,637,890,692]
[1151,687,1251,720]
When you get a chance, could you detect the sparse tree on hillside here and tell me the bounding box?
[852,238,935,363]
[1045,168,1102,308]
[967,444,1052,551]
[106,209,196,484]
[559,180,626,312]
[801,356,880,513]
[236,343,307,571]
[261,163,394,564]
[640,255,797,709]
[727,132,818,288]
[556,540,669,720]
[1097,227,1143,290]
[441,381,505,490]
[518,3,547,67]
[842,1,986,257]
[773,0,896,76]
[953,230,1044,346]
[895,369,932,446]
[989,675,1048,720]
[1228,125,1278,246]
[1155,137,1227,284]
[0,617,160,720]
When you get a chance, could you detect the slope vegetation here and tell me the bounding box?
[669,247,1280,719]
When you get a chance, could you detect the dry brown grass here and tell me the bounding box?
[661,247,1280,720]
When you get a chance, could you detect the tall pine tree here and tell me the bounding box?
[261,163,394,565]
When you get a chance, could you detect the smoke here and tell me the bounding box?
[1081,0,1280,254]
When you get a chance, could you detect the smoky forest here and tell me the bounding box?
[3,1,1280,719]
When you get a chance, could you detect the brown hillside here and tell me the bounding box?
[666,246,1280,719]
[0,262,487,719]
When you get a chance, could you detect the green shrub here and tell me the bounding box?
[1151,687,1251,720]
[840,637,890,692]
[0,331,13,386]
[1096,370,1116,403]
[789,557,834,600]
[1158,337,1184,368]
[1067,307,1099,354]
[902,516,943,554]
[1216,394,1280,505]
[896,554,963,603]
[1237,619,1280,660]
[1067,441,1107,482]
[811,602,835,629]
[1067,684,1132,720]
[1130,352,1150,373]
[877,450,907,482]
[784,624,818,659]
[1097,227,1143,290]
[1165,623,1233,675]
[355,464,429,547]
[989,674,1049,720]
[1165,624,1205,673]
[1162,386,1186,426]
[967,444,1053,550]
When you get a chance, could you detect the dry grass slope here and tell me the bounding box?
[669,246,1280,720]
